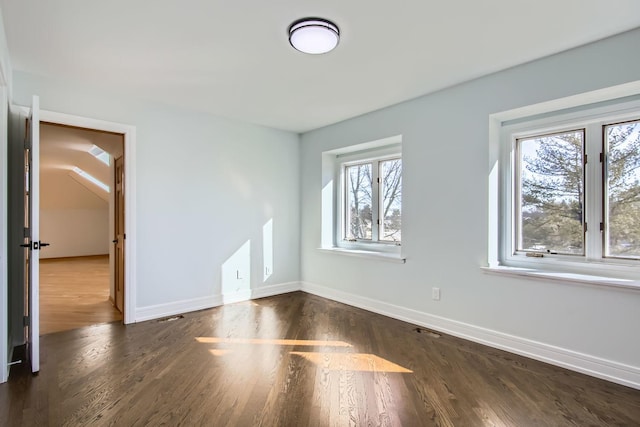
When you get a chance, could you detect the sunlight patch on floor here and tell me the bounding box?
[208,349,233,356]
[196,337,352,347]
[291,351,413,373]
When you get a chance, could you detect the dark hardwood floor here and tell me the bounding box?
[1,292,639,426]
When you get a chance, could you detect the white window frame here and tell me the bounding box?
[319,136,403,258]
[495,93,640,280]
[337,147,402,253]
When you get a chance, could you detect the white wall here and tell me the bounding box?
[300,29,640,388]
[40,209,109,259]
[0,5,10,383]
[12,72,301,314]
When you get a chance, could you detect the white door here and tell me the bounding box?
[24,95,42,373]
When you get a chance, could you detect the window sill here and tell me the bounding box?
[318,247,406,264]
[481,265,640,291]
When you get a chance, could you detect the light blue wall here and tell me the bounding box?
[300,29,640,371]
[12,71,301,309]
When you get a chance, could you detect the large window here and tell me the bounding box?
[503,103,640,271]
[343,157,402,244]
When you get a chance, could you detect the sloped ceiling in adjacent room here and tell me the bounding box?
[40,123,123,210]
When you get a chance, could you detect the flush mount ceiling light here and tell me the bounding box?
[288,18,340,54]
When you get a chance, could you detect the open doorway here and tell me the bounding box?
[39,122,124,334]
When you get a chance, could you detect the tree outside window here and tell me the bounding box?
[345,157,402,244]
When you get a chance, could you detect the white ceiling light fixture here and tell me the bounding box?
[288,18,340,55]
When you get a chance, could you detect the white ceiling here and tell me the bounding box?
[1,1,640,133]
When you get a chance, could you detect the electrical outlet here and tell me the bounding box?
[432,287,441,301]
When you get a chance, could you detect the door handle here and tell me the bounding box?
[20,241,49,250]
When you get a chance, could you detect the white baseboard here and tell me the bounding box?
[250,281,301,299]
[135,294,223,322]
[134,282,301,322]
[301,281,640,390]
[222,282,301,304]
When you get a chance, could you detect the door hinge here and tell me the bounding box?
[583,154,588,165]
[600,222,604,231]
[24,138,31,150]
[23,227,29,238]
[584,222,588,233]
[376,177,381,184]
[376,219,381,225]
[23,315,30,326]
[600,152,604,163]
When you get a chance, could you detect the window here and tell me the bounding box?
[499,98,640,275]
[516,129,585,256]
[320,136,403,260]
[604,120,640,259]
[88,144,111,165]
[343,157,402,244]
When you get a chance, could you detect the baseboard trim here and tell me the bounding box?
[250,281,302,299]
[300,281,640,390]
[135,295,223,322]
[222,282,301,304]
[134,282,301,323]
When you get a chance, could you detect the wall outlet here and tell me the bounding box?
[432,287,441,301]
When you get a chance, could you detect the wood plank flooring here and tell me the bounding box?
[40,256,122,335]
[1,292,639,426]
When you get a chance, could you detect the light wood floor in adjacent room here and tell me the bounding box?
[2,292,639,426]
[40,255,122,335]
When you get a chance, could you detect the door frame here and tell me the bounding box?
[39,110,137,324]
[113,155,125,313]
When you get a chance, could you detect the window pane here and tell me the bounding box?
[517,130,584,255]
[345,163,372,240]
[605,120,640,259]
[380,159,402,242]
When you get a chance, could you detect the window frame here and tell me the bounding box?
[335,145,402,254]
[498,98,640,277]
[513,128,587,257]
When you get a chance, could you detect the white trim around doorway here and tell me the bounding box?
[39,110,137,324]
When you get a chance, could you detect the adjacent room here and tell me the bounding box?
[39,123,124,334]
[0,1,639,425]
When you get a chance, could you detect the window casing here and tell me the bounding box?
[500,99,640,275]
[336,147,402,252]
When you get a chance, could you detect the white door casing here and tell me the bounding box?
[38,109,137,324]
